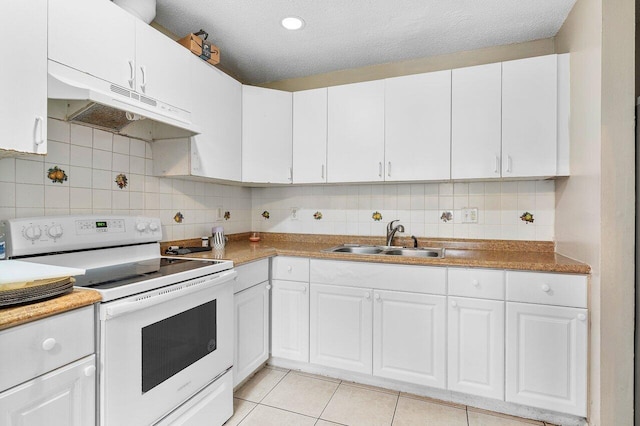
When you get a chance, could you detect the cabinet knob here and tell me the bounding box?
[364,292,370,299]
[451,300,458,308]
[84,365,96,377]
[302,285,307,293]
[578,313,586,321]
[541,284,551,293]
[42,337,56,351]
[472,279,480,287]
[266,285,272,290]
[374,293,381,301]
[287,266,293,272]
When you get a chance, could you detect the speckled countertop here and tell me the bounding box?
[164,233,591,274]
[0,289,101,331]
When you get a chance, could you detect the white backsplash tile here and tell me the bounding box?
[70,124,93,147]
[2,119,555,242]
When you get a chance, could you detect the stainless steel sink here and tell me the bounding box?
[330,246,385,255]
[383,248,444,258]
[324,244,445,259]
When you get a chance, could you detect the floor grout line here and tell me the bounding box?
[389,392,400,426]
[316,378,343,422]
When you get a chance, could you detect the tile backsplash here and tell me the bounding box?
[252,181,555,241]
[0,119,555,242]
[0,119,252,240]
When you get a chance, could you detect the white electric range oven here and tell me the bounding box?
[3,215,236,426]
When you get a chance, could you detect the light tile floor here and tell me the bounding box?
[225,366,559,426]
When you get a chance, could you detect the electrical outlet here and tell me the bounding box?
[290,207,299,220]
[462,207,478,223]
[215,207,223,222]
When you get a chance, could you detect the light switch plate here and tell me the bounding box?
[462,208,478,223]
[290,207,299,220]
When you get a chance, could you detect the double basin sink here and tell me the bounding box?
[323,244,445,259]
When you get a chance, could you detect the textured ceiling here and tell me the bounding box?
[154,0,576,85]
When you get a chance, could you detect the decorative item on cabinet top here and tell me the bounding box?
[177,30,220,65]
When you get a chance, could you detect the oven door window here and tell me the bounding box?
[142,300,217,393]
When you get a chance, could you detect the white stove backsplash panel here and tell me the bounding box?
[0,118,252,240]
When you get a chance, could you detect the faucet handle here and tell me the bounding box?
[410,235,418,248]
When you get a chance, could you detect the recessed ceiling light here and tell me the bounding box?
[282,16,305,30]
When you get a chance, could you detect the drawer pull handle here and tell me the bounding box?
[266,285,272,290]
[541,284,551,293]
[578,313,586,321]
[42,337,56,351]
[302,285,307,293]
[451,300,458,308]
[472,279,479,287]
[84,365,96,377]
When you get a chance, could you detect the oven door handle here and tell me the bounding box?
[104,269,237,320]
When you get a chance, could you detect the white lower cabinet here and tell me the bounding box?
[310,283,373,374]
[271,279,309,362]
[373,290,446,388]
[505,302,587,417]
[447,296,504,399]
[0,355,96,426]
[233,281,270,386]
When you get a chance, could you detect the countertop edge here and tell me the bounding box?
[0,289,101,331]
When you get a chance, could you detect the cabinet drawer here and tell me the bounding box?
[506,271,587,308]
[0,306,94,392]
[448,268,505,300]
[310,259,446,294]
[234,259,269,294]
[272,257,310,282]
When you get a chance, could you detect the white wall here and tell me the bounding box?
[555,0,636,423]
[252,181,555,240]
[0,119,253,240]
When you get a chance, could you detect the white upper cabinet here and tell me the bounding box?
[451,63,502,180]
[49,0,191,112]
[49,0,136,91]
[190,60,242,181]
[327,80,385,183]
[292,88,328,184]
[0,0,47,154]
[384,71,452,181]
[134,23,193,112]
[242,86,293,184]
[501,55,558,177]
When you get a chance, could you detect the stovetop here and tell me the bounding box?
[74,257,227,291]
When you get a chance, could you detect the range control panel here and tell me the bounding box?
[3,215,162,258]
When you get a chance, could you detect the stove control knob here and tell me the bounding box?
[136,222,148,232]
[23,225,42,241]
[148,222,159,232]
[47,224,63,239]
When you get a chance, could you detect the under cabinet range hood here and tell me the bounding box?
[47,61,199,140]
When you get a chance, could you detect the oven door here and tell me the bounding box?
[98,269,236,426]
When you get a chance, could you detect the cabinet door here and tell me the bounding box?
[135,22,192,111]
[271,280,310,362]
[0,0,47,154]
[0,355,95,426]
[49,0,136,90]
[327,80,385,183]
[506,302,587,416]
[310,283,373,374]
[373,290,446,388]
[384,71,451,181]
[190,60,242,181]
[242,86,293,183]
[448,297,505,400]
[234,282,270,386]
[293,88,328,183]
[451,63,502,179]
[502,55,557,177]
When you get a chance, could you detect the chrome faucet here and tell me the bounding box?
[386,220,405,246]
